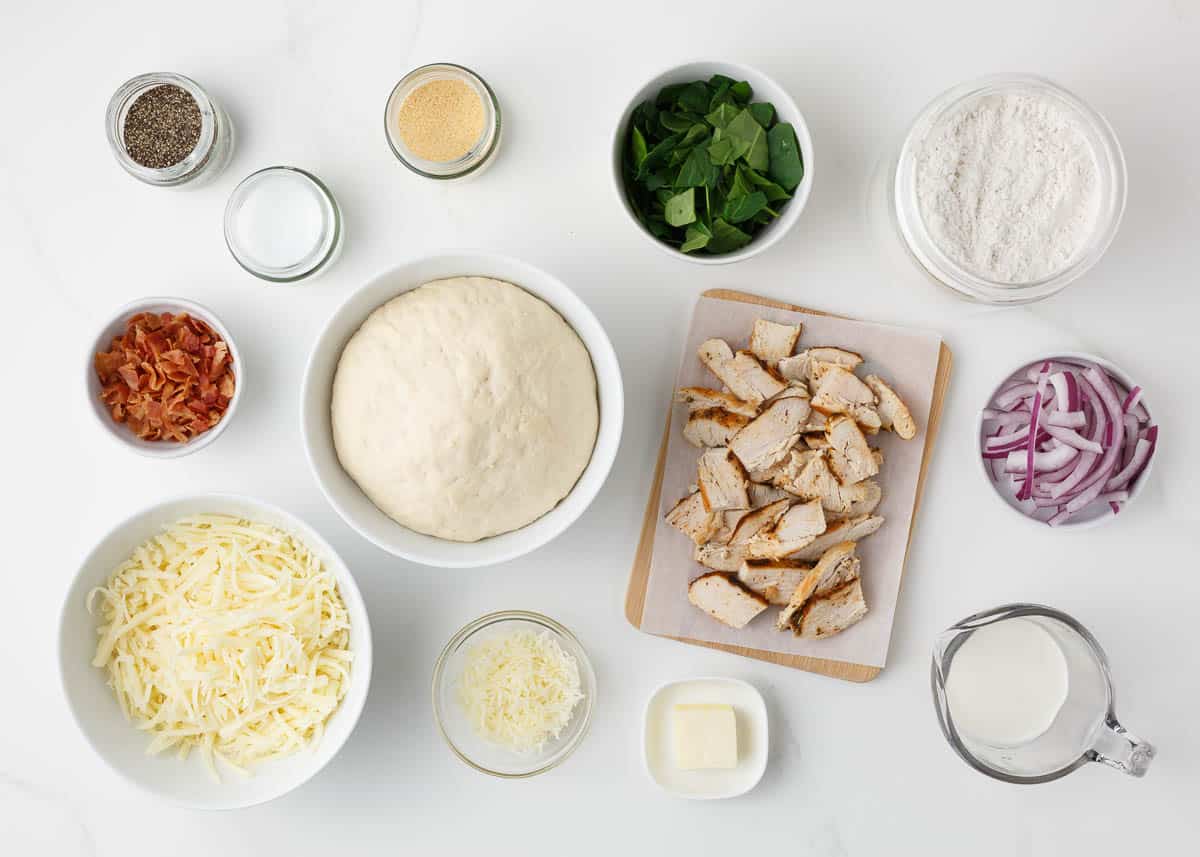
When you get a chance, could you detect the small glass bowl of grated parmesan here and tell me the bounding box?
[892,74,1127,304]
[433,610,595,777]
[384,63,502,180]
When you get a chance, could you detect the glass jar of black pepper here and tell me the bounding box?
[105,72,234,187]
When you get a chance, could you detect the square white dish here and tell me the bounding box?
[643,677,768,799]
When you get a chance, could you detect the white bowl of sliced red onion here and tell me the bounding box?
[978,353,1158,528]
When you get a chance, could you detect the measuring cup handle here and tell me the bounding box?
[1090,715,1155,777]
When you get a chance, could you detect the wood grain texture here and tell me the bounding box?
[624,289,953,682]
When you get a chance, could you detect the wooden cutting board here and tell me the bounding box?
[624,289,953,682]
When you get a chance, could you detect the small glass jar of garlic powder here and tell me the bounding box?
[385,63,502,179]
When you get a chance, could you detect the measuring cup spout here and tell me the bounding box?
[1090,715,1155,777]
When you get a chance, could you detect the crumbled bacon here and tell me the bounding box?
[95,311,235,443]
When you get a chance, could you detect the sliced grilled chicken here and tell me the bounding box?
[729,394,811,472]
[749,319,802,364]
[727,498,791,545]
[790,515,884,561]
[864,375,917,440]
[749,448,819,490]
[745,499,826,559]
[710,509,750,545]
[697,447,749,511]
[777,541,860,632]
[737,558,812,605]
[827,480,882,520]
[810,366,882,432]
[825,416,879,485]
[694,542,748,572]
[665,492,718,544]
[747,482,791,507]
[795,578,868,639]
[675,386,759,419]
[805,433,831,450]
[683,407,750,448]
[801,410,828,433]
[729,350,786,404]
[688,573,768,629]
[778,347,863,385]
[698,339,767,404]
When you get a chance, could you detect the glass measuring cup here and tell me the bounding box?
[931,604,1154,783]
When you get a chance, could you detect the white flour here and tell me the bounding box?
[916,92,1101,284]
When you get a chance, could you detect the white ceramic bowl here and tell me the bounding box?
[642,677,768,799]
[301,251,624,568]
[976,352,1156,529]
[58,493,373,810]
[85,297,244,458]
[611,60,814,265]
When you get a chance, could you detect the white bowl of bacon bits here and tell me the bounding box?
[979,353,1157,528]
[87,297,241,458]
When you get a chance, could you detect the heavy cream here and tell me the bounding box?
[944,617,1069,748]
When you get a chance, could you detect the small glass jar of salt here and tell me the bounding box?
[223,166,343,282]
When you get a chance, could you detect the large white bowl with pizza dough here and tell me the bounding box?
[301,251,624,568]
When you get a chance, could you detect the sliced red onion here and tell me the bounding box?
[982,358,1156,526]
[1007,443,1078,474]
[1045,411,1086,428]
[1043,424,1103,454]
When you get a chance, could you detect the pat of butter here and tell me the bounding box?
[672,703,738,770]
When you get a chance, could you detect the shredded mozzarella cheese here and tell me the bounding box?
[88,514,352,780]
[457,629,583,753]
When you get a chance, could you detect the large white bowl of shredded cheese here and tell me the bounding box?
[58,494,372,810]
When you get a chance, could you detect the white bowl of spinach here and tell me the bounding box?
[613,61,812,263]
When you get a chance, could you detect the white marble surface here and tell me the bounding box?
[2,0,1198,853]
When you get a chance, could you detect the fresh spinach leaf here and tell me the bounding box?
[659,112,695,133]
[767,123,804,191]
[680,221,713,253]
[664,188,697,227]
[630,125,648,170]
[643,169,670,191]
[675,146,718,189]
[748,102,774,128]
[742,166,791,202]
[705,102,739,129]
[707,218,753,253]
[724,109,769,171]
[730,80,752,102]
[723,190,768,223]
[680,123,710,147]
[636,131,683,179]
[676,81,712,114]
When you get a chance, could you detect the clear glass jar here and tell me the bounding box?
[223,166,342,283]
[892,74,1126,304]
[384,63,501,180]
[105,72,234,188]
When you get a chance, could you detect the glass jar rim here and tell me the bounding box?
[105,72,219,184]
[383,63,502,180]
[893,73,1127,304]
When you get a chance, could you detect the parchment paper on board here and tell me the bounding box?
[639,296,943,669]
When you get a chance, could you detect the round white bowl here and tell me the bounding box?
[85,297,244,458]
[301,251,624,568]
[976,352,1156,529]
[432,610,595,777]
[611,60,814,265]
[58,493,373,810]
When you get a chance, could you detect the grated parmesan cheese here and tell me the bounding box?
[87,514,352,781]
[457,628,583,753]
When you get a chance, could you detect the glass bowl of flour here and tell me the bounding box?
[893,74,1126,304]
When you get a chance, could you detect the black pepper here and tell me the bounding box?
[122,84,202,169]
